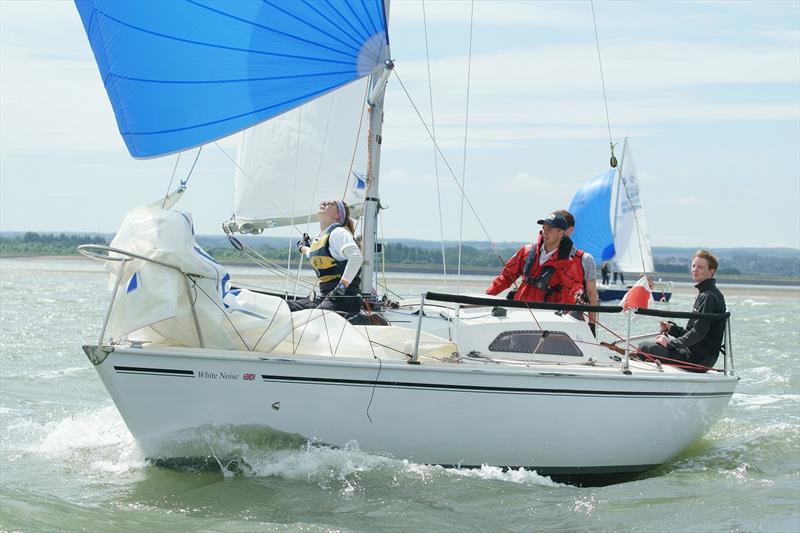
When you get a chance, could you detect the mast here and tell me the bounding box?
[360,59,393,298]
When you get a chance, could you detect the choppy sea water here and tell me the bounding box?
[1,257,798,532]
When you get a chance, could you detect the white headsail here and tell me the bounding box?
[611,139,654,273]
[226,79,370,233]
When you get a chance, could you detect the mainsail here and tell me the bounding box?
[74,0,390,158]
[227,78,370,233]
[569,139,654,273]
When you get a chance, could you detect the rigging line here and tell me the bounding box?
[250,300,282,352]
[289,106,303,296]
[391,70,514,282]
[615,140,650,277]
[340,80,370,202]
[180,145,202,188]
[162,152,182,207]
[231,236,317,291]
[366,353,382,424]
[341,322,382,423]
[592,5,649,283]
[332,306,350,356]
[320,309,336,357]
[214,141,307,235]
[457,0,475,293]
[190,278,253,350]
[378,210,395,298]
[590,0,614,151]
[422,0,448,283]
[392,68,544,330]
[292,305,327,354]
[302,90,338,233]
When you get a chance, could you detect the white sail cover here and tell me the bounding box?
[105,195,292,351]
[612,139,654,273]
[230,79,370,232]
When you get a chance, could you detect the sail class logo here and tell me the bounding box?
[243,373,256,381]
[350,172,367,200]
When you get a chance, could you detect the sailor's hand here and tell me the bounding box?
[505,289,517,301]
[296,233,311,253]
[331,281,348,298]
[655,334,669,347]
[574,289,589,304]
[658,321,670,334]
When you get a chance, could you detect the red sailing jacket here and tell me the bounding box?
[486,234,585,304]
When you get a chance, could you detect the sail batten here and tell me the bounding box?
[75,0,389,158]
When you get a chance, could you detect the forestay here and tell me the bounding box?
[74,0,390,158]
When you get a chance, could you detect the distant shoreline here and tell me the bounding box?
[2,254,798,287]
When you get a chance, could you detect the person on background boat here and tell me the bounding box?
[556,209,599,336]
[638,250,726,371]
[485,212,585,305]
[292,199,363,316]
[601,262,610,285]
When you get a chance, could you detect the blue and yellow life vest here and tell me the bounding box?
[308,224,361,295]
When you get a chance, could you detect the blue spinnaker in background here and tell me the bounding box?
[568,168,616,262]
[74,0,389,158]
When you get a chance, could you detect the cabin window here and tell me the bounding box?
[488,330,583,356]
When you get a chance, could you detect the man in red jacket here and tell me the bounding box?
[486,212,585,304]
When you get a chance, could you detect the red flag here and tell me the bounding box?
[621,275,653,311]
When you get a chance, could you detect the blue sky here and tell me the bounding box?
[1,1,798,248]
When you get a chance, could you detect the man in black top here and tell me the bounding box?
[638,250,727,371]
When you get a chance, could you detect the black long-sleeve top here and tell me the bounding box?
[667,277,727,367]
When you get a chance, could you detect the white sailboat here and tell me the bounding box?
[74,0,735,481]
[569,139,673,302]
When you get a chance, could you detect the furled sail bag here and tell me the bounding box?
[105,193,291,351]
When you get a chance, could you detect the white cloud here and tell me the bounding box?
[635,170,661,184]
[390,1,581,27]
[671,195,709,207]
[395,41,799,95]
[498,171,551,193]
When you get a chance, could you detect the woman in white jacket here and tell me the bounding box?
[291,199,364,316]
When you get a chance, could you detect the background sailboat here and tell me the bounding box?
[569,139,672,302]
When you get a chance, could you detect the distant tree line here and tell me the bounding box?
[2,232,798,278]
[653,260,742,276]
[0,232,110,256]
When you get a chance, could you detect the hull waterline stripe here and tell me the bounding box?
[114,366,194,377]
[260,374,732,398]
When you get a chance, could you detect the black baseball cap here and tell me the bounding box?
[536,212,568,230]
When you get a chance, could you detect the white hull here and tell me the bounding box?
[86,338,737,476]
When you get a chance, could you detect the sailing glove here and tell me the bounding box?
[506,290,517,301]
[331,282,348,298]
[296,233,311,253]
